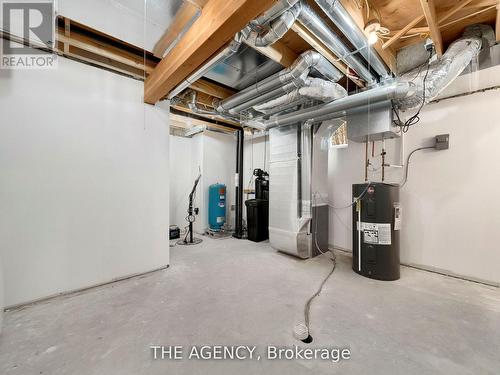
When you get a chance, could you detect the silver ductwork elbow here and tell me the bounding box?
[250,0,300,30]
[255,3,302,47]
[251,81,415,129]
[216,50,342,113]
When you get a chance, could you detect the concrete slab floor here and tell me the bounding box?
[1,237,499,375]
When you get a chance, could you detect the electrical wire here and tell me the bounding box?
[400,146,434,187]
[316,182,373,210]
[394,47,434,133]
[302,194,337,336]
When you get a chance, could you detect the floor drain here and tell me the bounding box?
[301,335,313,344]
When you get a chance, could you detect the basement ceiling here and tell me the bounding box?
[58,0,184,52]
[203,44,283,90]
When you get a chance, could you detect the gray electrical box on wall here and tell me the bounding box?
[435,134,450,150]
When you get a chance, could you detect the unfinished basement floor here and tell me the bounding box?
[1,237,499,375]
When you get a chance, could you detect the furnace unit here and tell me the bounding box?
[352,183,401,281]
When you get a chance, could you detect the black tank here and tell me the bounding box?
[352,183,401,281]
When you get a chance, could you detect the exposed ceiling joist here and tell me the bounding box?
[152,1,201,58]
[382,15,425,50]
[496,0,500,41]
[144,0,279,104]
[190,79,235,99]
[439,0,474,24]
[420,0,444,55]
[57,26,156,73]
[243,37,298,67]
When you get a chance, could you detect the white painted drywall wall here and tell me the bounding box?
[169,131,235,234]
[169,135,194,228]
[329,80,500,284]
[0,255,4,333]
[0,54,170,307]
[243,134,269,221]
[201,131,236,231]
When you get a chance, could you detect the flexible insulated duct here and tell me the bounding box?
[315,0,390,79]
[215,50,343,113]
[253,78,347,113]
[250,81,415,129]
[396,36,482,111]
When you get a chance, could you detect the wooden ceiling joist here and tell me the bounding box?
[382,15,425,50]
[190,79,236,99]
[243,36,298,67]
[439,0,475,24]
[496,0,500,42]
[152,1,201,58]
[420,0,444,55]
[144,0,279,104]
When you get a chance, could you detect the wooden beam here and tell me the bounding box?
[190,78,235,99]
[63,18,70,54]
[496,0,500,42]
[382,15,425,50]
[152,1,201,58]
[57,26,156,73]
[172,105,240,127]
[440,4,497,28]
[144,0,278,104]
[243,37,298,67]
[439,0,474,23]
[291,22,364,88]
[420,0,444,55]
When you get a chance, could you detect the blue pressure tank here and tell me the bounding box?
[208,183,226,231]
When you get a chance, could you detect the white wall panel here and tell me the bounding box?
[0,54,170,307]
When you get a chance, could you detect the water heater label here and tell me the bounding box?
[359,222,392,245]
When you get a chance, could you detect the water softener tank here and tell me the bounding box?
[209,183,226,231]
[352,183,401,281]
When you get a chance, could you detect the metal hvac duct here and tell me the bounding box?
[215,50,343,113]
[252,81,415,129]
[255,3,302,47]
[315,0,390,79]
[250,0,301,30]
[167,33,243,100]
[297,2,377,84]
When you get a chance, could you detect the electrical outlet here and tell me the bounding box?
[435,134,450,150]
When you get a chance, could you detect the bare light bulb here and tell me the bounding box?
[368,31,378,45]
